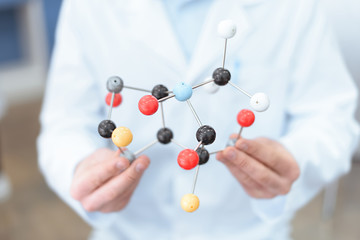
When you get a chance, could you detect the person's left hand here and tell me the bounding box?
[216,137,300,199]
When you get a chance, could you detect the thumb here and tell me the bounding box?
[216,146,238,167]
[71,151,130,200]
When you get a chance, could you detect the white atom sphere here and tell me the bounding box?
[250,93,270,112]
[203,77,220,94]
[217,19,237,39]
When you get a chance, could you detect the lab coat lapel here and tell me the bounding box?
[185,0,251,84]
[126,0,187,76]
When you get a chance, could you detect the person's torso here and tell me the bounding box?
[69,0,305,238]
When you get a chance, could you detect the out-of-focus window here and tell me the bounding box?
[0,0,27,64]
[41,0,62,57]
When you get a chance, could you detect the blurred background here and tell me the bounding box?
[0,0,359,239]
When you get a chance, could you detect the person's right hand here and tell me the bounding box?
[70,148,150,213]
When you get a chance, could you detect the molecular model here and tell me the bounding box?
[97,19,270,213]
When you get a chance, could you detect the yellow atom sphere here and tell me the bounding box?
[181,194,200,212]
[112,127,133,147]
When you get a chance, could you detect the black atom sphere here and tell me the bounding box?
[212,68,231,86]
[98,120,116,138]
[157,127,173,144]
[152,84,169,100]
[196,125,216,145]
[196,148,210,165]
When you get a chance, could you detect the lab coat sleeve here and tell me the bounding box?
[37,0,120,228]
[251,0,360,220]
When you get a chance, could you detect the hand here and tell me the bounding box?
[70,148,150,213]
[216,137,300,199]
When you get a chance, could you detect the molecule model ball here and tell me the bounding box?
[98,120,116,138]
[106,76,124,93]
[105,93,122,107]
[112,127,133,148]
[181,194,200,212]
[196,148,210,165]
[152,84,169,100]
[217,19,237,39]
[138,95,159,115]
[157,128,173,144]
[203,77,220,94]
[237,109,255,127]
[173,82,193,101]
[177,149,199,170]
[250,93,270,112]
[196,125,216,145]
[213,68,231,86]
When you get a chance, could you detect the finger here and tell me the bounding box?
[81,155,150,212]
[120,155,150,186]
[217,151,276,198]
[218,147,289,195]
[71,154,130,200]
[217,151,255,187]
[99,198,129,213]
[241,179,276,199]
[235,138,290,175]
[217,149,268,192]
[95,167,143,213]
[98,183,137,213]
[229,133,239,139]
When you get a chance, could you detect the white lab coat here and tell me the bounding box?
[37,0,359,239]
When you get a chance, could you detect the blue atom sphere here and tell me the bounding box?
[173,82,193,101]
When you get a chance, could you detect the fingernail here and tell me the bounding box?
[226,150,236,160]
[135,163,146,173]
[116,161,127,171]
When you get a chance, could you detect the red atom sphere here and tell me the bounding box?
[105,92,122,107]
[177,149,199,170]
[138,95,159,115]
[237,109,255,127]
